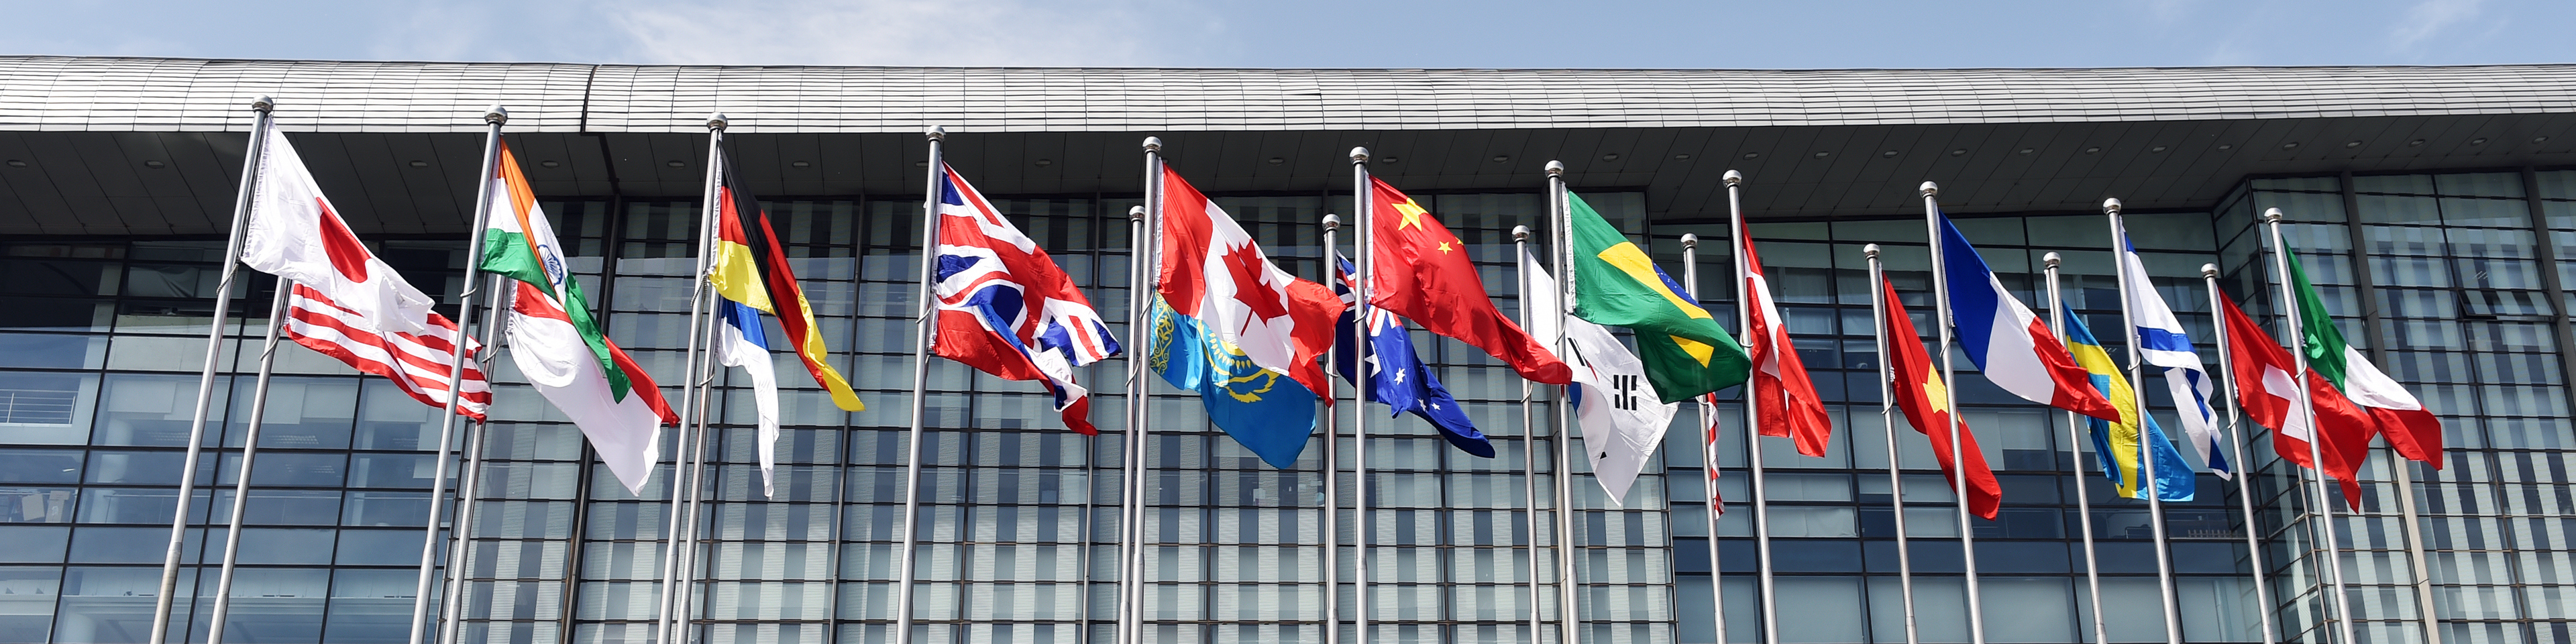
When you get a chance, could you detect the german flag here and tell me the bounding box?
[709,152,864,411]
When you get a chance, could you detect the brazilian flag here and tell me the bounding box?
[1567,191,1751,402]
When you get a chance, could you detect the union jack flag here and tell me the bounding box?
[930,166,1120,433]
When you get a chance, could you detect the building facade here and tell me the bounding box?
[2,57,2574,644]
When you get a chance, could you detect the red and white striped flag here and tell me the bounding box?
[284,284,491,420]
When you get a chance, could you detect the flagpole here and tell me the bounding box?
[1546,160,1585,644]
[655,113,729,644]
[2262,207,2358,644]
[2104,199,2186,644]
[1323,213,1347,644]
[402,104,511,644]
[1918,181,1986,644]
[1347,146,1377,644]
[205,280,292,644]
[1719,170,1782,644]
[893,125,948,644]
[153,95,274,644]
[1679,232,1732,644]
[1130,138,1164,644]
[1866,245,1921,644]
[673,262,726,644]
[2203,264,2282,644]
[425,106,513,644]
[1511,225,1550,644]
[1120,200,1148,644]
[440,273,511,644]
[2042,252,2110,644]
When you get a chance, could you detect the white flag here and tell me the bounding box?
[240,127,437,335]
[1521,248,1677,505]
[2118,241,2229,477]
[715,301,783,498]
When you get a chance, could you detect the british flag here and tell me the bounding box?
[930,166,1120,433]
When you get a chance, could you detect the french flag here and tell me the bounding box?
[1937,215,2122,422]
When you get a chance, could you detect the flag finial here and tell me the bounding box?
[1680,233,1699,250]
[1864,243,1881,258]
[1129,205,1146,223]
[1512,225,1529,242]
[1142,136,1162,152]
[250,95,274,112]
[2201,264,2219,278]
[1723,169,1743,186]
[484,105,508,125]
[1919,181,1939,197]
[925,125,945,141]
[1545,160,1564,175]
[1350,147,1369,163]
[2263,207,2284,223]
[1323,213,1340,231]
[707,113,728,130]
[2043,252,2061,269]
[2102,197,2123,214]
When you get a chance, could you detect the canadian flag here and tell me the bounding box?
[239,127,439,335]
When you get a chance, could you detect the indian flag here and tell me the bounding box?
[2284,247,2445,469]
[479,140,678,494]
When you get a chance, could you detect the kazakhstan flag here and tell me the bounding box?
[1150,297,1318,469]
[2060,309,2194,501]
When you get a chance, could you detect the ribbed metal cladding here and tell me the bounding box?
[7,56,2576,133]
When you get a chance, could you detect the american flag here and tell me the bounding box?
[282,283,492,420]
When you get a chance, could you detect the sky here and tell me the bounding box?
[3,0,2569,68]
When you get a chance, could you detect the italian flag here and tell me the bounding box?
[479,140,678,494]
[2284,248,2445,469]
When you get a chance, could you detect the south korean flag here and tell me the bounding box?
[1519,247,1678,506]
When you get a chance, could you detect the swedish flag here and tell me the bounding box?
[2060,309,2194,501]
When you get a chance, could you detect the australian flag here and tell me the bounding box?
[1332,256,1493,458]
[931,165,1121,433]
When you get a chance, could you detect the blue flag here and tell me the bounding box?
[1148,297,1318,469]
[1332,256,1493,458]
[2060,308,2194,501]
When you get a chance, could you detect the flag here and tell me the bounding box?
[1157,166,1344,397]
[1154,166,1344,468]
[931,166,1120,434]
[2218,294,2369,506]
[2117,242,2228,476]
[1935,215,2121,422]
[1567,191,1750,402]
[2059,309,2194,501]
[1881,280,2001,520]
[1738,219,1833,457]
[2284,249,2445,468]
[1523,246,1676,505]
[1366,178,1571,384]
[1332,255,1493,458]
[282,284,490,419]
[1701,393,1725,512]
[478,139,677,495]
[710,153,865,412]
[714,299,783,496]
[239,126,438,335]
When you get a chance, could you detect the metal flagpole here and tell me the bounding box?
[1720,170,1782,644]
[1347,147,1377,644]
[2203,264,2282,644]
[1918,181,1986,644]
[433,106,513,644]
[1130,137,1165,644]
[2262,207,2358,644]
[155,95,274,644]
[206,281,291,644]
[2106,199,2186,644]
[2043,252,2111,644]
[1324,213,1346,644]
[404,105,509,644]
[673,258,727,644]
[1511,225,1550,644]
[441,274,511,644]
[1679,232,1730,644]
[893,125,948,644]
[655,113,729,644]
[1866,245,1921,644]
[1545,160,1585,644]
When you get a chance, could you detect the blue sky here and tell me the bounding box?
[4,0,2568,68]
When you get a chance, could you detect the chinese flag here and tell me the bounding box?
[1366,178,1572,385]
[1882,280,2000,520]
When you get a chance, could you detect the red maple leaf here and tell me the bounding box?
[1222,241,1291,325]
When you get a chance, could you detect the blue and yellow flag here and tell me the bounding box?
[1150,297,1317,469]
[2060,309,2194,501]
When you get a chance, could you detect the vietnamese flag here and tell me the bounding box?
[1366,178,1572,385]
[1882,280,2001,521]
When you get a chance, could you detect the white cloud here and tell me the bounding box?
[2391,0,2485,53]
[602,0,1210,66]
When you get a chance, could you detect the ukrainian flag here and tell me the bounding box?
[2060,309,2194,501]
